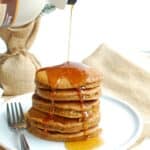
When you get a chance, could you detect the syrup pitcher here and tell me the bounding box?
[0,0,77,96]
[0,0,77,27]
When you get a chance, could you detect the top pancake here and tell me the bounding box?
[35,62,102,89]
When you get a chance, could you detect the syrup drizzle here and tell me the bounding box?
[67,5,74,61]
[49,88,56,120]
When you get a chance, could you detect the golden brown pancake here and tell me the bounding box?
[32,94,100,118]
[28,125,101,142]
[36,81,101,90]
[27,108,100,133]
[35,86,101,101]
[32,94,99,111]
[35,62,102,89]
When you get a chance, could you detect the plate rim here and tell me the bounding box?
[101,95,143,149]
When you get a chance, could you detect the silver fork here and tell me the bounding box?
[6,102,30,150]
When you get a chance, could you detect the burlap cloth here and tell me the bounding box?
[83,44,150,149]
[0,18,41,96]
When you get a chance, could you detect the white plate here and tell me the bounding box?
[0,93,143,150]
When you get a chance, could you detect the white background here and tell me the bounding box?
[0,0,150,67]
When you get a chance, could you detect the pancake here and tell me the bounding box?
[36,81,101,90]
[32,95,100,118]
[35,86,101,101]
[33,94,99,111]
[27,108,100,133]
[33,102,99,119]
[28,125,101,142]
[35,62,102,89]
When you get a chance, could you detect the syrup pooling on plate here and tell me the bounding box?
[65,136,103,150]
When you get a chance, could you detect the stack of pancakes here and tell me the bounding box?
[27,62,103,141]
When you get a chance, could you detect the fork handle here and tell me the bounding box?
[20,133,30,150]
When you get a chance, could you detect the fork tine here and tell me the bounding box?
[15,102,20,123]
[7,102,30,149]
[6,103,11,126]
[19,103,24,121]
[11,103,16,124]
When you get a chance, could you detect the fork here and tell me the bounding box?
[6,102,30,150]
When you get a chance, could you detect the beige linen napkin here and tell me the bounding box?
[83,43,150,149]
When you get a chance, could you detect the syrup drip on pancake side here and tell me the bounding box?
[42,110,52,136]
[41,90,56,126]
[49,89,56,120]
[76,87,89,139]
